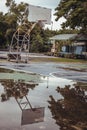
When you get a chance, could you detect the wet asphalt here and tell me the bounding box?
[0,61,87,83]
[0,51,87,82]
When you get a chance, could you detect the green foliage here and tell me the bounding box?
[0,33,6,48]
[57,28,79,34]
[0,79,37,101]
[30,25,54,52]
[5,0,29,24]
[1,0,80,51]
[48,84,87,129]
[55,0,87,33]
[31,34,43,52]
[0,13,8,47]
[0,0,29,48]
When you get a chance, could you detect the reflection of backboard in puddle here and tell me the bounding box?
[28,5,51,24]
[21,107,45,125]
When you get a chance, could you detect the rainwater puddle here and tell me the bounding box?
[0,67,87,130]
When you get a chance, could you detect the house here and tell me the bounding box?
[72,34,87,59]
[50,34,87,59]
[50,34,77,53]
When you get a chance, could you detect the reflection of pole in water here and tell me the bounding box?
[47,76,49,88]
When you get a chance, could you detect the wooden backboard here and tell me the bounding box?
[28,5,51,24]
[21,107,45,125]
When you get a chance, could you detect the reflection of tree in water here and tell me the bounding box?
[0,79,38,102]
[48,84,87,130]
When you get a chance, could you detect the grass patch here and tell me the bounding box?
[30,57,87,63]
[0,68,14,73]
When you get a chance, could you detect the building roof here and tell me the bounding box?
[50,34,77,41]
[73,34,87,41]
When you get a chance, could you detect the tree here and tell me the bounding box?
[54,0,87,34]
[30,25,55,53]
[0,0,29,48]
[4,0,29,46]
[5,0,29,24]
[0,12,8,48]
[30,24,44,52]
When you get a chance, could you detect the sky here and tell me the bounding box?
[0,0,65,30]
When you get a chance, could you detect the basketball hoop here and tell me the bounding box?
[38,20,46,28]
[7,5,51,63]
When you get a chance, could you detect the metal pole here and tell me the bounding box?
[16,28,19,63]
[27,35,30,63]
